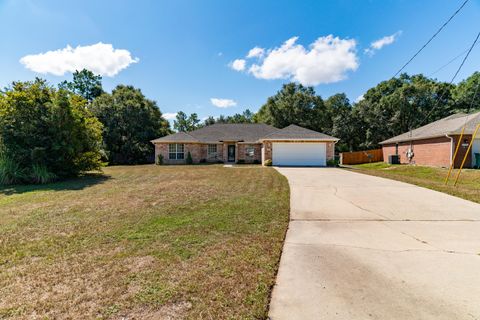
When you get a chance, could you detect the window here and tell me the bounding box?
[169,143,184,160]
[208,144,217,157]
[245,145,255,158]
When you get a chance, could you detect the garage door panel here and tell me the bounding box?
[272,142,326,166]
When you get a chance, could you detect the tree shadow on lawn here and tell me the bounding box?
[0,173,111,195]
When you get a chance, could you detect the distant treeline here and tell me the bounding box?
[176,72,480,152]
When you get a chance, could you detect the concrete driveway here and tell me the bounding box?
[269,168,480,320]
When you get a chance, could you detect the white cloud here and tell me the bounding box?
[210,98,237,108]
[233,35,358,86]
[355,94,364,103]
[230,59,246,71]
[20,42,139,77]
[163,112,178,120]
[246,46,265,58]
[365,31,402,56]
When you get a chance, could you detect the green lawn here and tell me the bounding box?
[0,165,290,319]
[348,162,480,204]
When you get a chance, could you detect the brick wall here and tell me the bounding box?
[263,141,272,165]
[382,135,473,168]
[326,142,335,161]
[154,143,206,164]
[237,144,262,163]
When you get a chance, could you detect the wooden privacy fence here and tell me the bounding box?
[340,149,383,165]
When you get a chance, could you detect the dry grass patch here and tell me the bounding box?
[0,165,289,319]
[347,162,480,204]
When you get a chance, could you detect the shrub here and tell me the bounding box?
[253,159,260,164]
[199,158,207,163]
[236,159,245,164]
[186,151,193,164]
[0,151,26,185]
[0,79,103,184]
[327,159,339,167]
[30,164,57,184]
[156,154,164,165]
[264,159,272,166]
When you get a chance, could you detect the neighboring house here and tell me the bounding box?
[380,111,480,168]
[151,123,339,166]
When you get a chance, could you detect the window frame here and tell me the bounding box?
[245,145,255,158]
[207,144,218,158]
[168,143,185,160]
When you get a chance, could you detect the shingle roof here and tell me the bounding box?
[188,123,278,142]
[151,123,338,143]
[151,123,278,143]
[260,124,339,141]
[380,111,480,144]
[151,131,199,143]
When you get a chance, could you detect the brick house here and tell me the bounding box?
[380,112,480,168]
[151,123,338,166]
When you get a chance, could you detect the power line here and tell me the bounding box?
[393,0,470,77]
[412,30,480,133]
[428,48,470,77]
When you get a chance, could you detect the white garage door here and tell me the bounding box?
[272,142,327,166]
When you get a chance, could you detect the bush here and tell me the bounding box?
[253,159,260,164]
[264,159,272,166]
[0,151,26,185]
[186,151,193,165]
[30,164,57,184]
[199,158,207,163]
[156,154,164,165]
[327,159,339,167]
[236,159,245,164]
[0,79,103,184]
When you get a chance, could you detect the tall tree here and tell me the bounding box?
[352,74,454,149]
[324,93,351,135]
[324,94,359,151]
[91,85,170,164]
[453,71,480,113]
[174,111,201,132]
[60,69,104,102]
[0,78,103,184]
[205,109,255,125]
[254,83,329,132]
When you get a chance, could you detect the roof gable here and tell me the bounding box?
[380,111,480,144]
[261,124,339,141]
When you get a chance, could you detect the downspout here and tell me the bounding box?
[445,134,454,166]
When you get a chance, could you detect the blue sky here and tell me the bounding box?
[1,0,479,122]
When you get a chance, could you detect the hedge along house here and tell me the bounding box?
[151,123,339,166]
[380,111,480,168]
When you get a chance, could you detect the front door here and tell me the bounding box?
[228,145,236,162]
